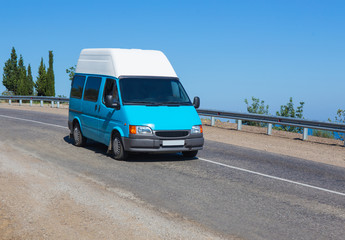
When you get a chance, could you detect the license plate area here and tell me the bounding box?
[162,140,185,147]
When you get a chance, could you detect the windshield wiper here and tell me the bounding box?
[125,101,191,106]
[125,101,162,106]
[160,102,192,106]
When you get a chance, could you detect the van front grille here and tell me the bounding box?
[155,131,189,138]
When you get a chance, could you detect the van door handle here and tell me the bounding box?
[95,104,97,111]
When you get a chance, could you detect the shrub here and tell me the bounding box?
[312,130,334,139]
[244,97,269,127]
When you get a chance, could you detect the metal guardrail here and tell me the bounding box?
[0,95,69,108]
[197,109,345,145]
[1,96,344,145]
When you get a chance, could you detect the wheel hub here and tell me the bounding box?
[74,127,80,143]
[113,138,121,155]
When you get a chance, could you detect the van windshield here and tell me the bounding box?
[120,78,192,106]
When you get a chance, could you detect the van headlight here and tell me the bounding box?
[129,125,153,135]
[191,125,203,134]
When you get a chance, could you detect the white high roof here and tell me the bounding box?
[76,48,178,78]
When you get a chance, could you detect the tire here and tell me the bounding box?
[112,134,128,160]
[73,123,86,147]
[182,150,198,158]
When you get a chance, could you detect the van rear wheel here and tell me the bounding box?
[182,150,198,158]
[73,123,86,147]
[112,135,128,160]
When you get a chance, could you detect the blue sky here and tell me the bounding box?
[0,0,344,121]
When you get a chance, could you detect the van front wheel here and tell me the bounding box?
[112,135,128,160]
[182,150,198,158]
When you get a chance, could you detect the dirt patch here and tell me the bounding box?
[202,119,345,168]
[0,142,227,240]
[0,102,68,116]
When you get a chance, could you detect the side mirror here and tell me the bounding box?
[193,96,200,109]
[105,95,120,110]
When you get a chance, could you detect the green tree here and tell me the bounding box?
[334,109,345,124]
[276,97,305,132]
[244,97,269,126]
[276,97,295,118]
[296,101,305,119]
[46,50,55,96]
[66,65,76,81]
[2,47,19,94]
[330,109,345,141]
[2,47,35,96]
[35,58,47,96]
[17,55,27,95]
[26,64,34,95]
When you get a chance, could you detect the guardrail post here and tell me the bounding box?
[19,99,22,106]
[57,101,60,108]
[30,99,33,106]
[237,120,242,130]
[267,123,272,135]
[51,101,54,108]
[9,99,11,105]
[40,100,43,107]
[303,128,308,140]
[211,116,215,126]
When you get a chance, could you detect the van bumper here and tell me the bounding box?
[123,134,204,153]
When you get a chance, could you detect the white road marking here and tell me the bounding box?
[0,114,68,129]
[1,114,344,197]
[199,157,345,197]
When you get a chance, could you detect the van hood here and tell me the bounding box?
[123,105,201,131]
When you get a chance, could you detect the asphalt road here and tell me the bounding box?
[1,108,344,240]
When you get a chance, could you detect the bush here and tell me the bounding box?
[1,90,14,96]
[312,130,334,139]
[330,109,345,141]
[244,97,269,127]
[275,97,304,133]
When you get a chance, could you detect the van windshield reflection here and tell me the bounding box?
[120,78,192,106]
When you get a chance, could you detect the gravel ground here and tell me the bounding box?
[0,142,226,240]
[201,119,345,168]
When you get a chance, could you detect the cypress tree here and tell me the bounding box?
[17,55,27,95]
[35,58,47,96]
[46,51,55,96]
[2,47,19,94]
[26,64,34,95]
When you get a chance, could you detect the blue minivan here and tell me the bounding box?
[68,48,204,160]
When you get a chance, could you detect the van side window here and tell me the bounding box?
[103,78,119,104]
[71,75,86,99]
[83,77,102,102]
